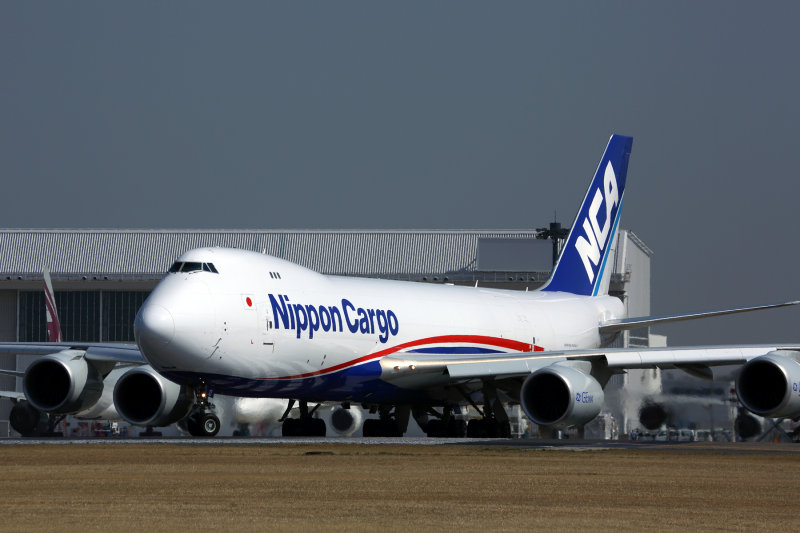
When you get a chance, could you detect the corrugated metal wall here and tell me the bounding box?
[0,229,542,277]
[0,291,16,427]
[0,291,16,341]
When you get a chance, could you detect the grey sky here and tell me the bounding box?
[1,3,798,346]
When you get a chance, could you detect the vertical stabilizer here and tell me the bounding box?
[43,267,62,342]
[541,134,633,296]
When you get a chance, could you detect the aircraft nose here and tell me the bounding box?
[135,304,175,345]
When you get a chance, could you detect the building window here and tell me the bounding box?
[103,291,150,342]
[19,291,100,342]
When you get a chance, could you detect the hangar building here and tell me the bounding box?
[0,228,655,436]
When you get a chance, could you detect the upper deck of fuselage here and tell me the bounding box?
[166,247,616,310]
[170,247,323,283]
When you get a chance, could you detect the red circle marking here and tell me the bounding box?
[246,297,252,307]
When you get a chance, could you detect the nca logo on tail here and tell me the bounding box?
[574,162,619,283]
[541,134,631,297]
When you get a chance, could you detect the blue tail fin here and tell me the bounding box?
[540,134,633,296]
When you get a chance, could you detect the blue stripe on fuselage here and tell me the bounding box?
[160,360,430,404]
[406,347,504,355]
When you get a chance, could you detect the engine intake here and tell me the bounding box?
[330,406,363,437]
[114,366,192,427]
[520,362,604,427]
[737,351,800,418]
[23,350,103,413]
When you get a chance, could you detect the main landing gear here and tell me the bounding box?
[281,400,326,437]
[465,385,511,438]
[421,406,467,438]
[9,400,62,437]
[186,384,221,437]
[362,405,409,437]
[421,385,513,439]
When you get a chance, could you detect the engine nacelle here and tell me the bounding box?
[330,406,364,437]
[23,350,103,413]
[737,351,800,418]
[113,366,192,427]
[520,362,604,428]
[638,401,670,430]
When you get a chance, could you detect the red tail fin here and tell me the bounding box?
[43,267,62,342]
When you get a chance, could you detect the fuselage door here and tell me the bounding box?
[261,301,274,355]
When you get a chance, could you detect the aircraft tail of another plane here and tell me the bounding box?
[43,267,62,342]
[540,134,633,297]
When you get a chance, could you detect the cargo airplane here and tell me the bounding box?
[3,134,799,438]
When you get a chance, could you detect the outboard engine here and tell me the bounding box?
[638,401,670,430]
[23,350,103,414]
[737,351,800,419]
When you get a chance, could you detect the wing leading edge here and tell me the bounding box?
[0,343,144,365]
[599,300,800,335]
[379,345,800,388]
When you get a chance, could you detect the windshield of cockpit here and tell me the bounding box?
[167,261,219,274]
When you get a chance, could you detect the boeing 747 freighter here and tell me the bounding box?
[3,135,798,438]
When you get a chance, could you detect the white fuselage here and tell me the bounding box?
[134,247,624,402]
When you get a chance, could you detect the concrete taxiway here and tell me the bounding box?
[1,436,797,454]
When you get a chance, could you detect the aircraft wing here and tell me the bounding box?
[0,342,145,365]
[379,344,799,388]
[599,301,800,335]
[0,390,27,401]
[0,343,146,405]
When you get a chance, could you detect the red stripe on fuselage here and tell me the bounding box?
[263,335,539,381]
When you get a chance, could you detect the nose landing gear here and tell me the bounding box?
[185,384,220,437]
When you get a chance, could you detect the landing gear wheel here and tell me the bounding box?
[282,418,298,437]
[187,412,220,437]
[186,416,200,436]
[448,419,466,438]
[363,418,402,437]
[186,383,220,437]
[282,417,327,437]
[425,419,444,438]
[200,413,221,437]
[467,418,511,438]
[426,418,466,438]
[9,402,46,437]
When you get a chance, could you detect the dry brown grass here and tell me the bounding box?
[0,444,797,532]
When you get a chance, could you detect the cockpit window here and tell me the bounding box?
[168,261,219,274]
[180,262,203,272]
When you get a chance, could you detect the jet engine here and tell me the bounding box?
[638,401,670,430]
[520,363,604,427]
[23,350,103,413]
[737,351,800,419]
[329,405,364,437]
[113,365,192,427]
